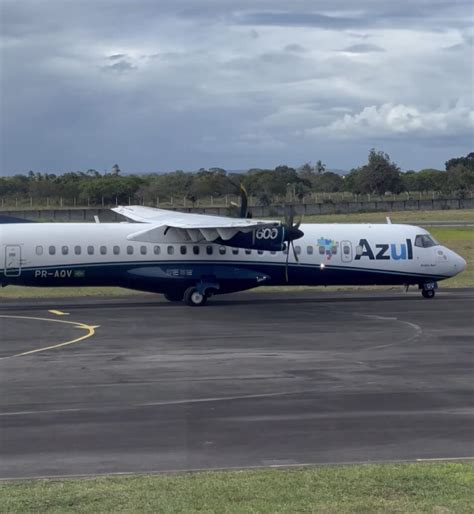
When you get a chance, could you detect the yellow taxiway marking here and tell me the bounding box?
[0,315,99,359]
[48,309,70,316]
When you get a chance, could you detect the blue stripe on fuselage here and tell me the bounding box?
[1,259,449,289]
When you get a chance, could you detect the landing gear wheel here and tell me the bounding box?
[422,289,435,299]
[184,287,208,307]
[164,291,184,302]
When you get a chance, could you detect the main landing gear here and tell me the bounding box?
[183,286,208,307]
[164,281,219,306]
[420,281,437,299]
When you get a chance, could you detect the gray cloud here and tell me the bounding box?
[101,60,137,73]
[108,54,127,60]
[284,43,307,53]
[444,34,474,51]
[0,0,472,174]
[342,44,385,54]
[237,12,363,29]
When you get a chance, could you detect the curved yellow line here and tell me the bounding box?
[0,315,99,359]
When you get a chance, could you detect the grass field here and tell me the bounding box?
[1,212,472,298]
[300,208,474,223]
[2,463,473,513]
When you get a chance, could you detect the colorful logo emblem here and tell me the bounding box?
[317,238,338,260]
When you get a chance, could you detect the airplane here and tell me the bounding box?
[0,204,466,306]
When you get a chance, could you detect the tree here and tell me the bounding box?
[346,149,404,195]
[298,163,317,188]
[315,160,326,175]
[446,164,474,196]
[445,152,474,172]
[257,192,272,207]
[111,164,121,176]
[314,172,344,193]
[444,153,474,196]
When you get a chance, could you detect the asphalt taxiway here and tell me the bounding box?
[0,289,473,479]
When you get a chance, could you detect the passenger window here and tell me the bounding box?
[127,246,134,255]
[319,246,325,255]
[113,246,120,255]
[87,246,94,255]
[232,248,239,255]
[180,245,187,255]
[62,246,69,255]
[140,246,147,255]
[219,246,226,255]
[245,249,252,255]
[36,246,43,256]
[307,246,313,255]
[295,246,302,255]
[343,245,350,255]
[257,250,264,255]
[74,246,81,256]
[100,246,107,255]
[270,251,277,255]
[206,246,213,255]
[154,245,161,255]
[167,246,174,255]
[193,246,200,255]
[49,246,56,255]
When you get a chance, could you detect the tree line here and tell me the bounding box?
[1,150,473,207]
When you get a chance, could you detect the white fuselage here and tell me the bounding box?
[0,222,466,293]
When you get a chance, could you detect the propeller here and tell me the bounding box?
[283,206,304,282]
[228,182,251,218]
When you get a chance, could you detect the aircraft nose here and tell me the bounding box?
[452,252,467,274]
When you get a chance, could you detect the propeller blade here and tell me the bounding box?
[239,184,249,219]
[288,206,294,228]
[291,240,299,263]
[285,244,290,282]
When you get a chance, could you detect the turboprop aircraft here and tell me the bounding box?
[0,204,466,305]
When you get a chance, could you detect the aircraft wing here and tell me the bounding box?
[113,205,280,243]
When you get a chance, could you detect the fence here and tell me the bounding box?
[2,197,473,223]
[1,190,473,210]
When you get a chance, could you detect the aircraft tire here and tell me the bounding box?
[184,287,208,307]
[164,291,184,302]
[422,289,435,299]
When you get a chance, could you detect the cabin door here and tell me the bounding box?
[341,241,353,263]
[4,245,22,277]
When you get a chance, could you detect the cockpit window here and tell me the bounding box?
[415,234,439,248]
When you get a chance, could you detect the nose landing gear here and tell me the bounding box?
[420,281,437,299]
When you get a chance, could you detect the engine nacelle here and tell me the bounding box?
[216,225,286,252]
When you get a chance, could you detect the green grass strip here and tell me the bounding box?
[1,463,473,513]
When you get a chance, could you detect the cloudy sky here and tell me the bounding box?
[0,0,472,175]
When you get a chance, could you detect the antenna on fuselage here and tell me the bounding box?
[94,216,100,224]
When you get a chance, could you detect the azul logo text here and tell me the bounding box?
[355,239,413,261]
